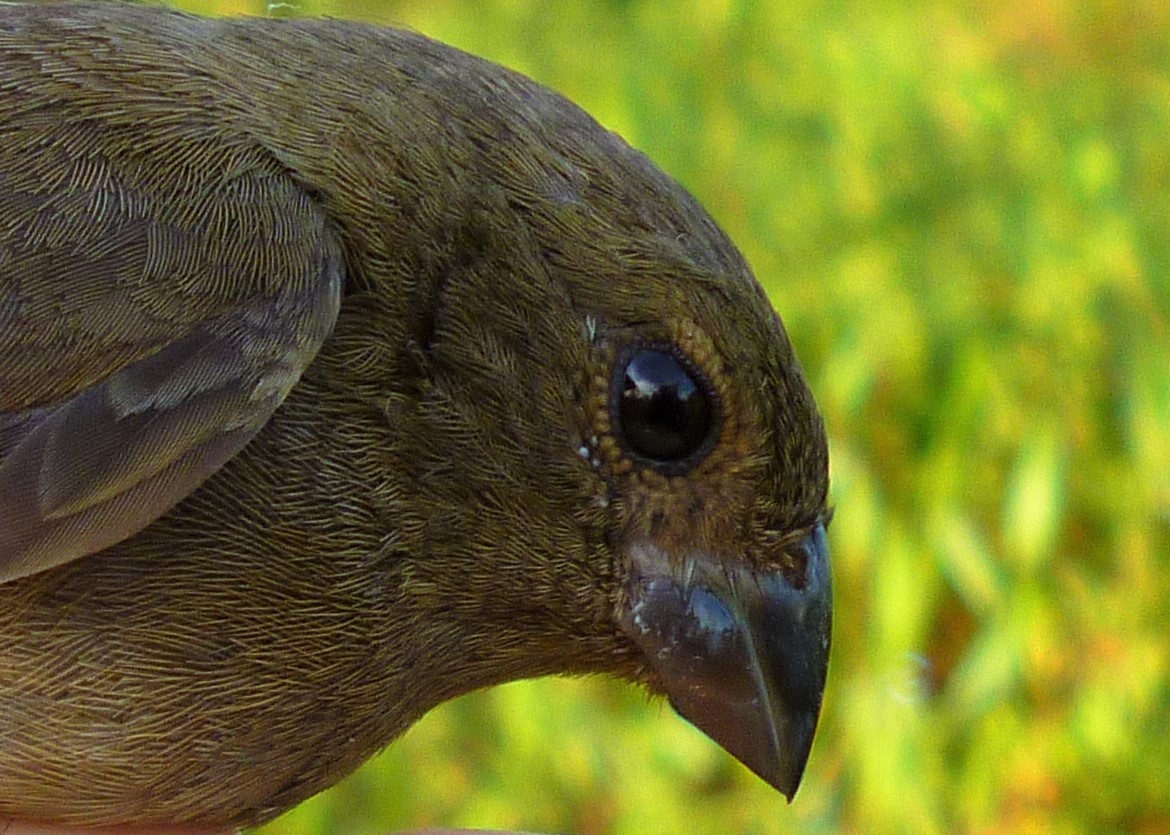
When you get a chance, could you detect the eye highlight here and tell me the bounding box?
[611,346,719,474]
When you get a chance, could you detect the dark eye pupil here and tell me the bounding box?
[615,348,716,469]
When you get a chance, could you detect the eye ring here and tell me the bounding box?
[609,344,721,475]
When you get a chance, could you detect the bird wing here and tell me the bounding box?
[0,111,344,583]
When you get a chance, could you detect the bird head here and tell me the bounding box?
[279,30,834,799]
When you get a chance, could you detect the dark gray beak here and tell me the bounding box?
[618,524,832,799]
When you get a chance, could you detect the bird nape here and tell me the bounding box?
[0,2,832,829]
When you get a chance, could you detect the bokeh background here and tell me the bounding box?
[160,0,1169,832]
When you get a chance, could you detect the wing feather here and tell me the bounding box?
[0,100,344,582]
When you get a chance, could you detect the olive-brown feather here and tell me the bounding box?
[0,3,828,827]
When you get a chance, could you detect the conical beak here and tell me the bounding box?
[618,524,832,799]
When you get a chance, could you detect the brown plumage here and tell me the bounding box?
[0,2,831,828]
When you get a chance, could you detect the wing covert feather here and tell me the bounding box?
[0,87,344,582]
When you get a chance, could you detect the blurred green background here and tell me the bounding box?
[164,0,1168,832]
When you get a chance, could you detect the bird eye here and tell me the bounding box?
[611,346,718,472]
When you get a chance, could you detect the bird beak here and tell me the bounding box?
[618,524,832,800]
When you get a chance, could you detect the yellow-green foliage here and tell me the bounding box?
[164,1,1167,832]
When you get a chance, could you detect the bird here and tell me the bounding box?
[0,2,832,830]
